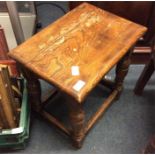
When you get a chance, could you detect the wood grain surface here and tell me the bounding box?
[8,3,147,103]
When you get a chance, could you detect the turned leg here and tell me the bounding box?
[27,76,42,112]
[114,50,132,99]
[64,94,85,148]
[69,108,85,148]
[19,64,42,112]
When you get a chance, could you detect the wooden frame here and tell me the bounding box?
[0,26,19,77]
[20,49,132,148]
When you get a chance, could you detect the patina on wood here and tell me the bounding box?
[8,3,147,148]
[9,3,147,103]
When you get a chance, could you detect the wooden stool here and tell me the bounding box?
[8,3,147,148]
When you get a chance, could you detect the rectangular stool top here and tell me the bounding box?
[9,3,147,103]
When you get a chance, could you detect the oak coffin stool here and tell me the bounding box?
[8,3,147,148]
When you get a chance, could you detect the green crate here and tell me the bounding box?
[0,79,30,150]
